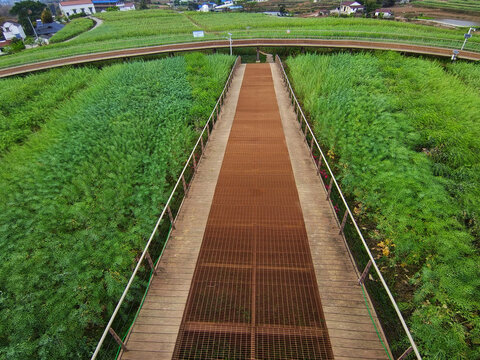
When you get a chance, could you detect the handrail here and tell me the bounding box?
[90,56,241,360]
[275,54,422,360]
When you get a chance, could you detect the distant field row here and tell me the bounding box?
[0,10,479,69]
[413,0,480,13]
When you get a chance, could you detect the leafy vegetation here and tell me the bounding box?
[49,18,95,43]
[0,67,96,155]
[446,60,480,92]
[0,53,234,359]
[287,52,480,359]
[9,0,46,36]
[0,10,478,69]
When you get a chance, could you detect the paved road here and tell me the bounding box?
[1,39,478,78]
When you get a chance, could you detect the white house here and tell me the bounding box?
[1,22,26,40]
[59,0,96,17]
[332,1,364,15]
[375,8,393,18]
[119,2,135,10]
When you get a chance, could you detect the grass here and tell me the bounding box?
[0,53,234,359]
[49,18,95,43]
[0,10,479,69]
[412,0,480,13]
[286,52,480,359]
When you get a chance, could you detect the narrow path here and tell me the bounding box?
[172,63,334,359]
[1,39,479,78]
[65,16,103,43]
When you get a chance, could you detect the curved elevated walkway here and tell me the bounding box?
[119,63,389,359]
[1,39,479,78]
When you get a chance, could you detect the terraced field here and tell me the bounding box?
[0,10,478,70]
[413,0,480,13]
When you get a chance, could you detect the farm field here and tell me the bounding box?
[49,18,95,43]
[412,0,480,13]
[0,10,479,69]
[0,67,96,155]
[286,52,480,359]
[0,53,234,359]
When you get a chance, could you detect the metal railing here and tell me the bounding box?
[90,56,241,360]
[275,54,422,360]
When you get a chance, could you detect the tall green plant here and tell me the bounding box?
[0,53,234,359]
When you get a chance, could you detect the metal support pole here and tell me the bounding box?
[397,346,413,360]
[200,135,204,155]
[256,47,260,63]
[303,121,308,138]
[326,176,334,200]
[181,174,187,195]
[339,210,349,235]
[109,328,127,352]
[145,251,157,275]
[167,205,176,229]
[216,106,219,124]
[316,156,322,174]
[359,260,373,284]
[207,123,210,138]
[192,153,197,171]
[309,136,314,153]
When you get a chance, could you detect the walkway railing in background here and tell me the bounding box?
[90,56,241,360]
[275,54,422,360]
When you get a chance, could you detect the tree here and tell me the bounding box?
[139,0,148,9]
[40,7,53,23]
[10,1,46,35]
[363,0,378,16]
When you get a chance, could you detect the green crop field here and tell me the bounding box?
[287,52,480,359]
[413,0,480,13]
[0,10,479,70]
[49,18,95,43]
[0,67,96,155]
[0,53,234,359]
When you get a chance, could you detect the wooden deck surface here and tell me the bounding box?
[119,62,390,360]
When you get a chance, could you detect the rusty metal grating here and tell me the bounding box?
[173,64,334,359]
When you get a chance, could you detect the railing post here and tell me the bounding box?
[339,210,349,235]
[216,106,219,124]
[167,205,176,229]
[309,136,314,154]
[192,153,197,171]
[145,251,158,275]
[200,135,205,155]
[316,156,322,174]
[109,328,128,352]
[303,120,308,138]
[207,122,210,138]
[397,347,413,360]
[358,260,373,285]
[326,176,334,200]
[181,174,187,195]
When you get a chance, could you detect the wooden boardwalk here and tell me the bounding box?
[119,63,389,360]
